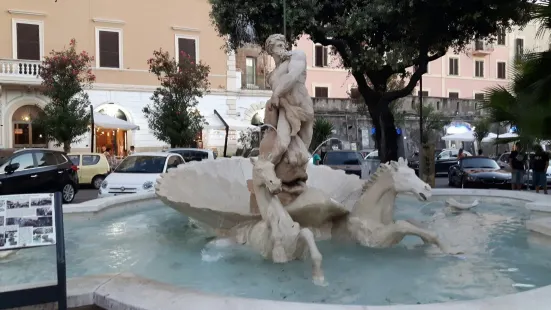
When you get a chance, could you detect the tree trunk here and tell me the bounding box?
[63,141,71,153]
[377,101,399,163]
[421,143,435,187]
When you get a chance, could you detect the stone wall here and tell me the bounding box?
[312,96,509,156]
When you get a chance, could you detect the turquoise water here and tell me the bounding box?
[1,197,551,306]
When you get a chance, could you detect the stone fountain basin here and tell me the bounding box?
[2,189,551,310]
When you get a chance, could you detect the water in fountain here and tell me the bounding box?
[2,196,551,306]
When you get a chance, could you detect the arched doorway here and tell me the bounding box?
[12,105,47,148]
[95,104,130,157]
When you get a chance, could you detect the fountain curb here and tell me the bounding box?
[7,188,549,309]
[1,272,551,310]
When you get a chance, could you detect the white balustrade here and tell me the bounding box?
[0,59,42,80]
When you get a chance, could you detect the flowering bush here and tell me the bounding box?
[34,39,95,152]
[143,49,210,147]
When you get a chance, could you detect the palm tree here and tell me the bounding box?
[310,118,334,152]
[483,2,551,147]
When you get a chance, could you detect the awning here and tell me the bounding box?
[94,113,139,130]
[441,131,497,142]
[203,114,255,131]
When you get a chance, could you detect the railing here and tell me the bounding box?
[243,83,270,90]
[471,41,494,55]
[0,59,42,82]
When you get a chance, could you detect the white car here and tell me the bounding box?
[98,152,184,198]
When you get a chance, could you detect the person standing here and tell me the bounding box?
[509,142,527,190]
[478,149,483,156]
[128,145,135,155]
[532,145,549,194]
[312,149,322,165]
[458,148,466,159]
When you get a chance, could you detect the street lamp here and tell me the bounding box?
[415,65,424,180]
[283,0,287,37]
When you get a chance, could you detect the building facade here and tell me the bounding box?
[0,0,267,154]
[233,23,546,100]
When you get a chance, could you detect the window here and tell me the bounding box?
[10,153,35,171]
[166,155,184,170]
[515,38,524,59]
[474,93,485,101]
[449,92,459,99]
[497,62,506,79]
[448,58,459,76]
[97,29,121,68]
[15,22,41,60]
[475,40,484,50]
[497,28,506,45]
[314,44,328,67]
[177,37,197,63]
[82,155,101,166]
[314,87,329,98]
[54,153,68,164]
[68,155,80,166]
[35,151,58,167]
[245,57,256,85]
[475,60,484,77]
[418,91,429,97]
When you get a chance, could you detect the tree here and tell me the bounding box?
[143,49,210,148]
[310,118,334,152]
[238,127,261,153]
[473,118,491,146]
[33,39,95,153]
[209,0,533,162]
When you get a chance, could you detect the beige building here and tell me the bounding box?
[0,0,267,154]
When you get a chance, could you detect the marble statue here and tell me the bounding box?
[155,34,458,285]
[259,33,314,206]
[446,198,479,211]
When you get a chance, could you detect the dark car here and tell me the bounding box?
[166,148,215,162]
[322,150,365,178]
[407,149,443,175]
[448,156,511,188]
[0,148,79,203]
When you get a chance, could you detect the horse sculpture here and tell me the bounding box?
[230,156,325,285]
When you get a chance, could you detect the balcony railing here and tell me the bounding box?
[471,41,494,55]
[0,59,42,84]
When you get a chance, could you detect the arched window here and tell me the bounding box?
[12,105,47,148]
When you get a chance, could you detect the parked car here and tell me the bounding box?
[166,148,216,162]
[0,148,79,203]
[363,150,381,176]
[448,156,511,188]
[322,150,366,178]
[98,152,184,198]
[68,153,111,189]
[434,149,473,176]
[496,151,535,171]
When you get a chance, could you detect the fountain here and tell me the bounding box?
[2,35,551,309]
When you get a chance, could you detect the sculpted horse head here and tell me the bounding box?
[352,157,432,224]
[250,154,282,195]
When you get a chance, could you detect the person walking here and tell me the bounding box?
[532,145,549,194]
[458,148,466,159]
[509,142,527,190]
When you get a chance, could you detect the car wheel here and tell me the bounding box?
[92,175,105,190]
[62,183,76,203]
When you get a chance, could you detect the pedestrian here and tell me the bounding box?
[509,142,527,190]
[128,145,135,155]
[478,149,483,156]
[458,148,466,159]
[532,144,549,194]
[312,149,322,165]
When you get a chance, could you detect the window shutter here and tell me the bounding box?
[178,38,197,63]
[323,46,328,66]
[314,45,323,67]
[99,31,120,68]
[315,87,328,98]
[16,23,40,60]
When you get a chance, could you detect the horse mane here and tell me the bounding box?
[361,159,408,193]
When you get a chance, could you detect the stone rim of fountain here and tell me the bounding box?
[4,188,551,310]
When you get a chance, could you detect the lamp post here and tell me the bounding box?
[416,66,424,180]
[283,0,287,37]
